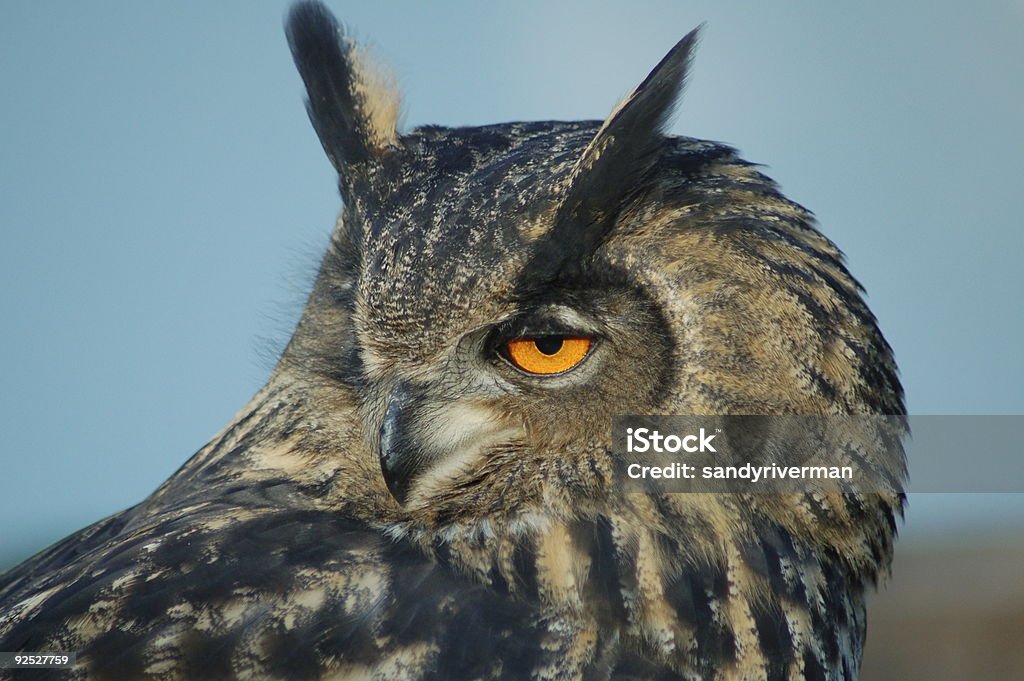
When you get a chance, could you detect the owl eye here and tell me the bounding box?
[503,336,592,375]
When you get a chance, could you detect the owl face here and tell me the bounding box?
[284,3,902,512]
[341,124,676,507]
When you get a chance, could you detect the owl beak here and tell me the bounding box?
[378,381,514,506]
[379,381,422,505]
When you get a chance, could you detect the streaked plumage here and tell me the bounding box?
[0,2,904,679]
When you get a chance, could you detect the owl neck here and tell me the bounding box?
[388,483,885,680]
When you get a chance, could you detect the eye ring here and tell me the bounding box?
[502,336,592,375]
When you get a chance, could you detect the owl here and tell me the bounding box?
[0,2,905,680]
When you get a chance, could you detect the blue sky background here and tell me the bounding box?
[1,1,1022,566]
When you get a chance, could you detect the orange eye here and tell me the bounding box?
[504,336,592,375]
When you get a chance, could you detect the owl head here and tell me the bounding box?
[280,2,903,530]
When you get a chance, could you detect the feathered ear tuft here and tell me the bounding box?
[549,27,701,264]
[286,1,401,181]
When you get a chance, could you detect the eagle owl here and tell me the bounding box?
[0,2,904,680]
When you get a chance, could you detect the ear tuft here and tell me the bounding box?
[550,27,702,262]
[286,1,400,177]
[591,25,701,156]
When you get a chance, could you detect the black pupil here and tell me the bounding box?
[534,337,564,355]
